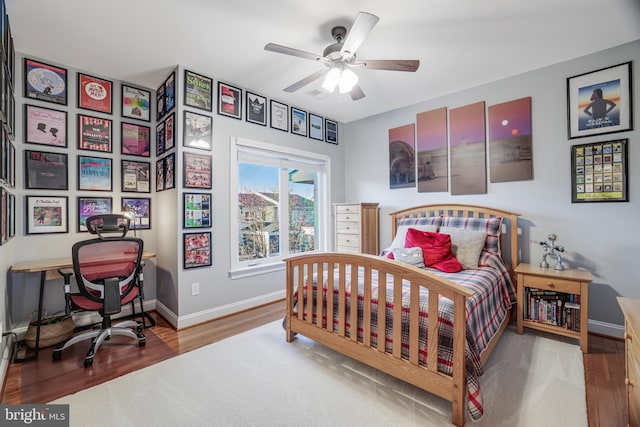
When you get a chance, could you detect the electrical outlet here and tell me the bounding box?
[191,282,200,296]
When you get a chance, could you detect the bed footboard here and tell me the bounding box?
[285,252,474,427]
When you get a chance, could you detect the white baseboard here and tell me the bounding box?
[588,319,625,339]
[174,290,285,330]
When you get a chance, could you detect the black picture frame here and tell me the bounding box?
[121,84,151,122]
[156,121,165,156]
[24,149,68,190]
[156,82,165,122]
[183,192,212,229]
[291,107,307,137]
[184,231,212,269]
[77,155,112,191]
[217,81,242,119]
[184,69,213,112]
[325,118,338,144]
[183,152,211,189]
[184,110,212,150]
[77,72,113,115]
[164,112,175,151]
[25,195,69,235]
[121,159,151,193]
[246,91,267,126]
[121,197,151,230]
[571,138,628,203]
[24,58,68,105]
[24,104,67,148]
[567,61,633,139]
[308,113,324,141]
[77,196,112,232]
[78,114,112,153]
[156,157,165,192]
[121,122,151,157]
[164,152,175,190]
[270,100,288,132]
[165,71,175,114]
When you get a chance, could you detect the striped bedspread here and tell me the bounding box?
[293,252,515,421]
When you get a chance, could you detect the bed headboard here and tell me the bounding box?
[390,204,521,275]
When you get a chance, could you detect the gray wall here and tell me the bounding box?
[342,40,640,335]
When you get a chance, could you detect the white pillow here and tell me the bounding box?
[438,226,486,269]
[391,247,425,268]
[390,224,438,249]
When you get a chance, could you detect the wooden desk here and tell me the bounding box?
[10,250,156,361]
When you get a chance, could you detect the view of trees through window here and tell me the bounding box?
[238,162,318,263]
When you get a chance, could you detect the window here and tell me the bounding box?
[230,137,330,276]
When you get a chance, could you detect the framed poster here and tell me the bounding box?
[291,107,307,137]
[156,157,165,192]
[1,188,6,245]
[164,113,175,151]
[78,73,113,114]
[24,150,68,190]
[164,152,175,190]
[218,82,242,119]
[325,119,338,144]
[156,82,165,121]
[24,58,67,105]
[121,84,151,121]
[78,155,112,191]
[571,139,628,203]
[26,195,68,235]
[25,104,67,147]
[183,192,212,229]
[184,232,212,269]
[77,196,112,232]
[184,69,213,111]
[308,113,323,140]
[567,61,633,139]
[121,197,151,230]
[156,121,165,156]
[121,122,151,157]
[78,114,112,152]
[183,152,211,189]
[164,71,175,113]
[246,91,267,126]
[184,110,212,150]
[121,160,151,193]
[270,100,288,132]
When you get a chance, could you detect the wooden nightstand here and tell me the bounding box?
[617,297,640,426]
[515,263,592,353]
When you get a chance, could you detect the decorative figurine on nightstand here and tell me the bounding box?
[537,234,566,271]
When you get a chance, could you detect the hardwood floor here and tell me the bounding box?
[1,301,626,426]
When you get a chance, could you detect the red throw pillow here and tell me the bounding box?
[404,228,463,273]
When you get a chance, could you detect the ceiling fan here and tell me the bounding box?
[264,11,420,101]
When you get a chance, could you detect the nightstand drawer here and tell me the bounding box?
[336,213,360,222]
[523,274,581,294]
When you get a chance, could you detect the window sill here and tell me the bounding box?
[228,261,285,279]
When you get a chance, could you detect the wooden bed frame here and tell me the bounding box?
[285,204,520,426]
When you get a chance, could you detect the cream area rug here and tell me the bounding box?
[51,321,587,426]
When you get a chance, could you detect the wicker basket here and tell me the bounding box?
[24,314,75,349]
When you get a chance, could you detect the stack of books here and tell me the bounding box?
[524,288,581,332]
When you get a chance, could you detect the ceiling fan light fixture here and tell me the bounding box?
[322,67,341,92]
[338,68,358,94]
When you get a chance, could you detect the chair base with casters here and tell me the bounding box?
[52,316,145,368]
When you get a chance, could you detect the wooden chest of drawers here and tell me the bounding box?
[618,297,640,427]
[333,203,379,255]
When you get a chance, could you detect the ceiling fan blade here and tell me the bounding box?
[264,43,325,62]
[283,69,329,93]
[350,84,365,101]
[358,59,420,72]
[340,12,380,58]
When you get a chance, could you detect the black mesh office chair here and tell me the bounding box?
[53,214,146,367]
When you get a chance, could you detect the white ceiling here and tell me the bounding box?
[6,0,640,123]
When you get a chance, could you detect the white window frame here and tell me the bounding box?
[229,137,331,278]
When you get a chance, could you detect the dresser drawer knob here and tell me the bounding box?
[626,333,633,341]
[625,378,634,387]
[547,281,555,288]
